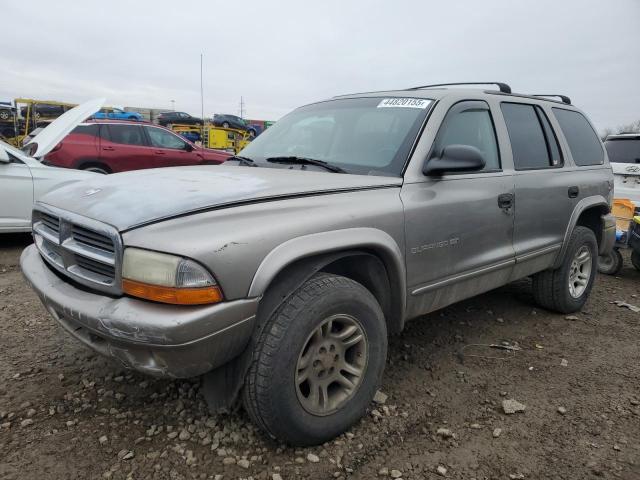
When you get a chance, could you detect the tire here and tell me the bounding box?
[222,122,230,128]
[248,129,256,138]
[82,165,109,174]
[631,250,640,271]
[598,248,623,275]
[532,226,598,313]
[243,273,387,446]
[0,110,9,121]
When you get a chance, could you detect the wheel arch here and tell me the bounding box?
[74,159,112,173]
[553,196,610,269]
[248,228,407,334]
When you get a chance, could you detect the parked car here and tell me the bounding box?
[93,107,143,121]
[157,111,203,126]
[212,114,258,136]
[21,83,615,446]
[604,133,640,207]
[0,99,101,232]
[43,120,229,173]
[20,103,70,120]
[0,103,15,122]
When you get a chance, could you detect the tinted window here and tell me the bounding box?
[553,108,603,166]
[604,138,640,163]
[71,124,100,136]
[536,107,562,166]
[107,125,146,146]
[433,101,500,171]
[146,127,187,150]
[501,103,551,169]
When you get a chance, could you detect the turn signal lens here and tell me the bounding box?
[121,248,223,305]
[122,279,224,305]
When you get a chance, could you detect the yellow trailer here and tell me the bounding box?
[205,126,251,153]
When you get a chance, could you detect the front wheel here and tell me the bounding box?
[532,226,598,313]
[598,248,623,275]
[243,273,387,446]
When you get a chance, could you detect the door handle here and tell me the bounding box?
[154,150,166,155]
[498,193,514,210]
[102,146,114,151]
[568,186,579,198]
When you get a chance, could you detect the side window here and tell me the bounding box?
[106,125,146,146]
[146,127,187,150]
[552,108,604,166]
[432,100,500,171]
[535,107,562,166]
[501,103,555,170]
[70,124,100,136]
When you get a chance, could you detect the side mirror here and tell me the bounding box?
[423,144,486,175]
[184,142,194,152]
[0,146,10,163]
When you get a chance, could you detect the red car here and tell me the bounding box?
[43,120,229,174]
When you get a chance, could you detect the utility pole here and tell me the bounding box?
[170,99,175,111]
[239,96,245,119]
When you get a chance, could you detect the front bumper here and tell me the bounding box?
[21,244,258,378]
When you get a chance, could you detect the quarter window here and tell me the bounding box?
[146,127,187,150]
[432,101,500,171]
[501,103,557,170]
[552,108,604,166]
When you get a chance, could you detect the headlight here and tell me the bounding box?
[121,248,223,305]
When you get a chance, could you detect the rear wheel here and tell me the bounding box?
[0,110,10,121]
[243,273,387,446]
[598,248,623,275]
[631,250,640,271]
[532,226,597,313]
[222,122,230,128]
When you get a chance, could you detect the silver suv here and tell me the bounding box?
[22,82,615,446]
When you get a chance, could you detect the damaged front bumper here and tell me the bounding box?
[21,244,258,378]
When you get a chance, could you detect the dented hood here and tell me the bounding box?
[37,165,401,231]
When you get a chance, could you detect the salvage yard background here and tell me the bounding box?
[1,234,638,480]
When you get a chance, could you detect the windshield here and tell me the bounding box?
[605,138,640,164]
[239,97,432,176]
[0,139,32,162]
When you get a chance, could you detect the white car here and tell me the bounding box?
[0,98,105,233]
[604,133,640,208]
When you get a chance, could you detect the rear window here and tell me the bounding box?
[552,108,604,166]
[604,137,640,164]
[501,103,555,170]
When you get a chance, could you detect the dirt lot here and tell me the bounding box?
[1,233,639,480]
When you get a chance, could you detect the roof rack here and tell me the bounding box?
[406,82,512,94]
[532,94,571,105]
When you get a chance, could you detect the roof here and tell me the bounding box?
[332,82,574,107]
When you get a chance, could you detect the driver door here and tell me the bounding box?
[0,154,34,231]
[401,100,515,317]
[144,126,197,167]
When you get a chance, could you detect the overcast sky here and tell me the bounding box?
[2,0,639,131]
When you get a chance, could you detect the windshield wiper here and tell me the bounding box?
[266,156,346,173]
[225,155,257,167]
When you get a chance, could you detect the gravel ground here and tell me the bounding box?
[1,233,639,480]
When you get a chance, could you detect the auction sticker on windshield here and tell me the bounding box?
[377,98,432,109]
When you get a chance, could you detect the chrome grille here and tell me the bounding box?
[32,205,123,295]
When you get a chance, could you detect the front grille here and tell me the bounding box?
[71,225,115,254]
[32,206,122,294]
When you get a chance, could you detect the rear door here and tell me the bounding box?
[144,126,200,167]
[499,102,573,277]
[100,124,155,172]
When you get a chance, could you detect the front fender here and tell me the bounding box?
[247,227,407,326]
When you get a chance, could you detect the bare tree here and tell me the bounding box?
[600,119,640,140]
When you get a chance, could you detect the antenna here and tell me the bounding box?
[239,96,245,119]
[200,53,205,151]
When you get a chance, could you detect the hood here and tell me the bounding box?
[25,98,105,158]
[38,165,401,231]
